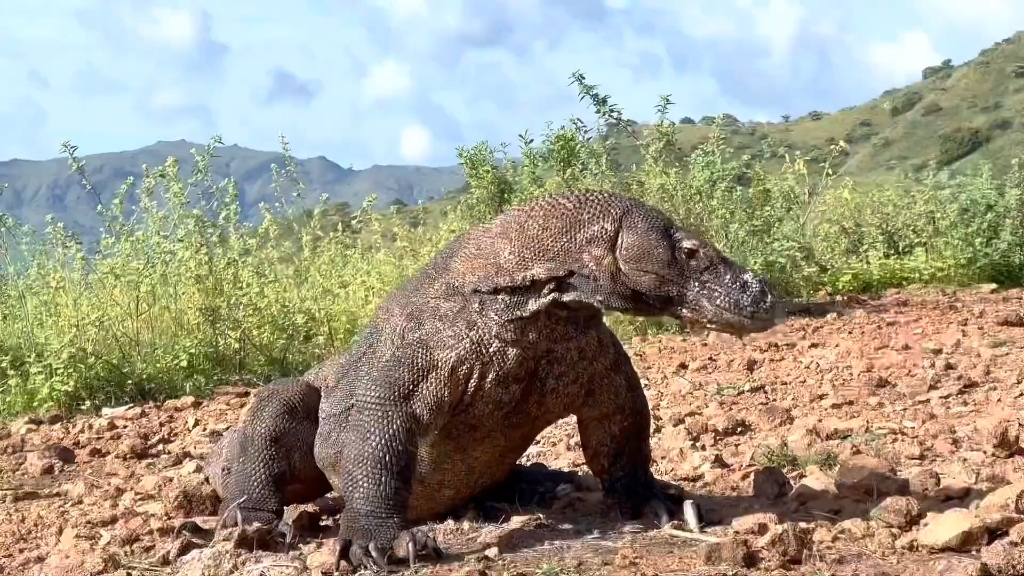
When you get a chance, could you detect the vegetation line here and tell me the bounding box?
[0,70,1022,419]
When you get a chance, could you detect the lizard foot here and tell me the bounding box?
[617,478,685,529]
[333,527,444,572]
[216,507,298,551]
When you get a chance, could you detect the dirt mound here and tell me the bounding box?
[3,286,1024,576]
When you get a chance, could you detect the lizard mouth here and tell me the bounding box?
[673,305,784,337]
[671,271,786,336]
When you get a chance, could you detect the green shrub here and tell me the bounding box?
[988,117,1015,132]
[0,70,1022,418]
[937,125,990,166]
[889,90,924,117]
[922,58,954,80]
[920,100,943,116]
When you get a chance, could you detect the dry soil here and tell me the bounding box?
[4,286,1024,576]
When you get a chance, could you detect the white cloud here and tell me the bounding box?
[669,5,739,39]
[147,87,192,111]
[913,0,1024,35]
[864,30,942,88]
[0,0,1016,169]
[135,7,203,51]
[362,59,413,103]
[399,123,432,164]
[377,0,430,19]
[740,0,806,60]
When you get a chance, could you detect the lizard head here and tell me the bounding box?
[607,206,784,337]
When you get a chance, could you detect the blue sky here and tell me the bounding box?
[2,0,1022,169]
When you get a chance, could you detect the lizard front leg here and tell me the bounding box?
[314,390,442,571]
[568,326,683,527]
[203,377,332,547]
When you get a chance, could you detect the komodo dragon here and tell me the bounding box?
[202,189,783,570]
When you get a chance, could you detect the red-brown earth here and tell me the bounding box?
[3,285,1024,576]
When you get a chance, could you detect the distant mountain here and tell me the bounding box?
[0,139,466,244]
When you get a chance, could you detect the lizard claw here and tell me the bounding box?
[214,505,296,551]
[648,497,672,527]
[634,480,683,528]
[398,528,444,567]
[333,527,444,571]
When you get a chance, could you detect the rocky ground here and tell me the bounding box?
[3,286,1024,576]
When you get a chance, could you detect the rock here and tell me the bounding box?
[978,483,1024,516]
[695,537,753,568]
[931,556,986,576]
[873,527,900,552]
[24,444,77,477]
[817,417,867,440]
[936,479,973,501]
[138,475,161,493]
[909,468,941,496]
[870,495,921,530]
[10,416,42,435]
[1009,523,1024,544]
[754,523,812,569]
[59,481,90,504]
[789,466,837,504]
[917,509,989,552]
[752,466,792,500]
[758,404,794,428]
[162,476,219,518]
[835,518,872,540]
[980,513,1024,534]
[979,415,1022,459]
[980,538,1024,576]
[731,512,780,536]
[34,544,116,576]
[994,311,1024,327]
[835,455,910,500]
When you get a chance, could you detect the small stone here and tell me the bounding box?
[138,475,161,493]
[816,417,867,440]
[60,481,89,504]
[909,468,941,496]
[981,538,1024,576]
[752,466,792,500]
[932,556,985,576]
[730,512,779,535]
[695,537,752,568]
[918,508,988,552]
[1008,523,1024,544]
[162,476,219,518]
[980,416,1023,459]
[978,483,1024,516]
[836,455,910,500]
[754,523,811,567]
[789,466,837,504]
[995,311,1024,327]
[870,495,922,530]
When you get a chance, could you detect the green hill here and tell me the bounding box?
[600,32,1024,183]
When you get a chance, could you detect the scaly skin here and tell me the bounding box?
[203,190,783,570]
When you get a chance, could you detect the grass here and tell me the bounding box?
[0,70,1023,419]
[754,442,841,474]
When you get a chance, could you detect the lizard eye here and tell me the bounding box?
[680,240,700,261]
